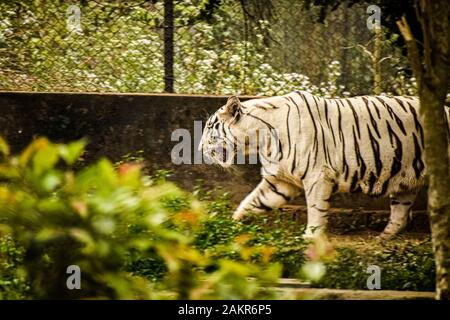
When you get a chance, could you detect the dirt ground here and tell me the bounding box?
[280,204,430,235]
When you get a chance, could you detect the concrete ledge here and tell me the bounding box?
[274,287,435,300]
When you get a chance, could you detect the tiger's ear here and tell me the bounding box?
[219,96,242,122]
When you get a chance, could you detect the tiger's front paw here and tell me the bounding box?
[377,232,396,241]
[232,210,245,221]
[303,225,324,240]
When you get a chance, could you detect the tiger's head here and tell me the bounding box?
[198,96,245,167]
[199,96,280,169]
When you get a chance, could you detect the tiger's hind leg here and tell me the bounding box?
[232,177,300,220]
[379,193,417,240]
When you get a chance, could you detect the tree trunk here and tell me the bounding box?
[420,82,450,300]
[397,0,450,300]
[373,27,382,95]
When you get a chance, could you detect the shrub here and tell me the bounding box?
[315,240,435,291]
[0,236,30,299]
[190,189,308,279]
[0,137,283,299]
[0,138,435,299]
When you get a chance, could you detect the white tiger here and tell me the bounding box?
[199,91,450,239]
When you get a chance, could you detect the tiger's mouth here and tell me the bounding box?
[210,148,226,162]
[211,147,232,166]
[205,143,236,167]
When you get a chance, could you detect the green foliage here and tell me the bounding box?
[0,138,164,298]
[192,192,308,279]
[0,0,416,96]
[372,240,435,291]
[128,188,309,284]
[316,240,435,291]
[188,181,434,291]
[0,139,435,299]
[114,150,145,168]
[315,247,367,289]
[0,237,29,299]
[0,138,284,299]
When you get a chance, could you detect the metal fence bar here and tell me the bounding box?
[164,0,174,93]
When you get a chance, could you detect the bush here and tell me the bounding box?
[127,177,436,293]
[316,240,435,291]
[0,137,284,299]
[0,138,435,299]
[0,236,29,299]
[191,189,308,278]
[372,240,435,291]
